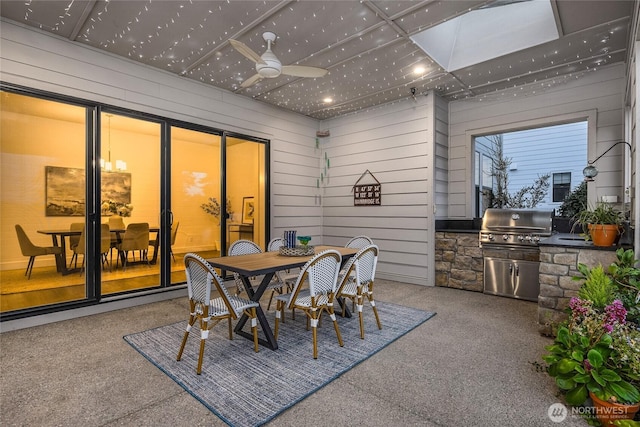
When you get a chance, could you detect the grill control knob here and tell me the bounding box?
[502,235,509,241]
[517,235,524,241]
[525,235,532,242]
[488,234,494,241]
[533,235,540,243]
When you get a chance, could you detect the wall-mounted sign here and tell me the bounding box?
[352,169,381,206]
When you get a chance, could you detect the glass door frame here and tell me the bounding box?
[99,107,166,297]
[220,131,271,256]
[0,83,270,321]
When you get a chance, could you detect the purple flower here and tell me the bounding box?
[605,299,627,325]
[569,297,590,316]
[583,359,592,372]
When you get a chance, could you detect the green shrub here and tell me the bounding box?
[559,181,586,219]
[575,264,617,310]
[607,248,640,327]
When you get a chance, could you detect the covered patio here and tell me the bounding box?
[0,281,587,426]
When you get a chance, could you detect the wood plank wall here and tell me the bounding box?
[320,93,440,285]
[448,64,628,218]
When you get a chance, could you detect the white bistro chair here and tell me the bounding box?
[336,244,381,339]
[265,237,298,310]
[227,239,262,295]
[274,249,344,359]
[177,253,259,374]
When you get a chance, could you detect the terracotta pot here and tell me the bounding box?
[589,391,640,427]
[588,224,619,247]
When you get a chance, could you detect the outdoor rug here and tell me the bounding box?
[124,302,435,427]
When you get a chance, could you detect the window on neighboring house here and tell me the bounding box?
[553,172,571,202]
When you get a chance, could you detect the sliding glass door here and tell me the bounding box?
[100,112,162,295]
[0,91,90,312]
[225,135,268,250]
[170,126,223,283]
[0,86,269,319]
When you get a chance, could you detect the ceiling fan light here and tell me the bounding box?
[257,65,281,78]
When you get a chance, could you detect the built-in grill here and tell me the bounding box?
[480,208,554,302]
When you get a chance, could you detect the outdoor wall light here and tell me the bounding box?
[582,141,632,182]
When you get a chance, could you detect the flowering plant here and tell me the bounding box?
[101,200,133,217]
[543,297,640,406]
[200,197,233,223]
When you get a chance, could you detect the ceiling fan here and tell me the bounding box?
[230,32,328,89]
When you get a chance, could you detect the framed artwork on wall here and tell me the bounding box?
[242,196,255,224]
[45,166,85,216]
[45,166,131,216]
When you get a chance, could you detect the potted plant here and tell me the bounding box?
[543,297,640,424]
[200,197,233,224]
[572,202,624,247]
[544,259,640,425]
[200,197,233,251]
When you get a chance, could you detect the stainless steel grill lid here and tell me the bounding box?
[481,208,554,235]
[479,208,554,248]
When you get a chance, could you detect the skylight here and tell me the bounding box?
[411,0,559,72]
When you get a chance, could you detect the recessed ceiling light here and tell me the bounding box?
[323,97,333,103]
[414,66,426,75]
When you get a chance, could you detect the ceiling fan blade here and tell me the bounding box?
[281,65,328,78]
[229,39,265,64]
[240,73,264,88]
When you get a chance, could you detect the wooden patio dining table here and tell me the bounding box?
[206,245,359,350]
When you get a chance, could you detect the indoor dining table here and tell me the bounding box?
[206,245,359,350]
[37,226,160,275]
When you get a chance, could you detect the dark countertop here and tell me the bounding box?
[435,219,481,233]
[539,233,631,251]
[435,218,633,249]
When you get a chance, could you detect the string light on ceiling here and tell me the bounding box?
[5,0,630,120]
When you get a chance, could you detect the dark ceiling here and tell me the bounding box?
[0,0,635,120]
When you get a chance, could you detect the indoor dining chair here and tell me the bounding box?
[75,224,113,272]
[108,216,126,264]
[116,222,150,270]
[68,222,85,268]
[15,224,63,279]
[149,221,179,263]
[169,221,179,262]
[274,249,344,359]
[108,216,126,230]
[336,244,381,339]
[177,253,259,374]
[227,239,262,295]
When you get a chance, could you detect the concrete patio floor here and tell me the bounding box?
[0,281,587,426]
